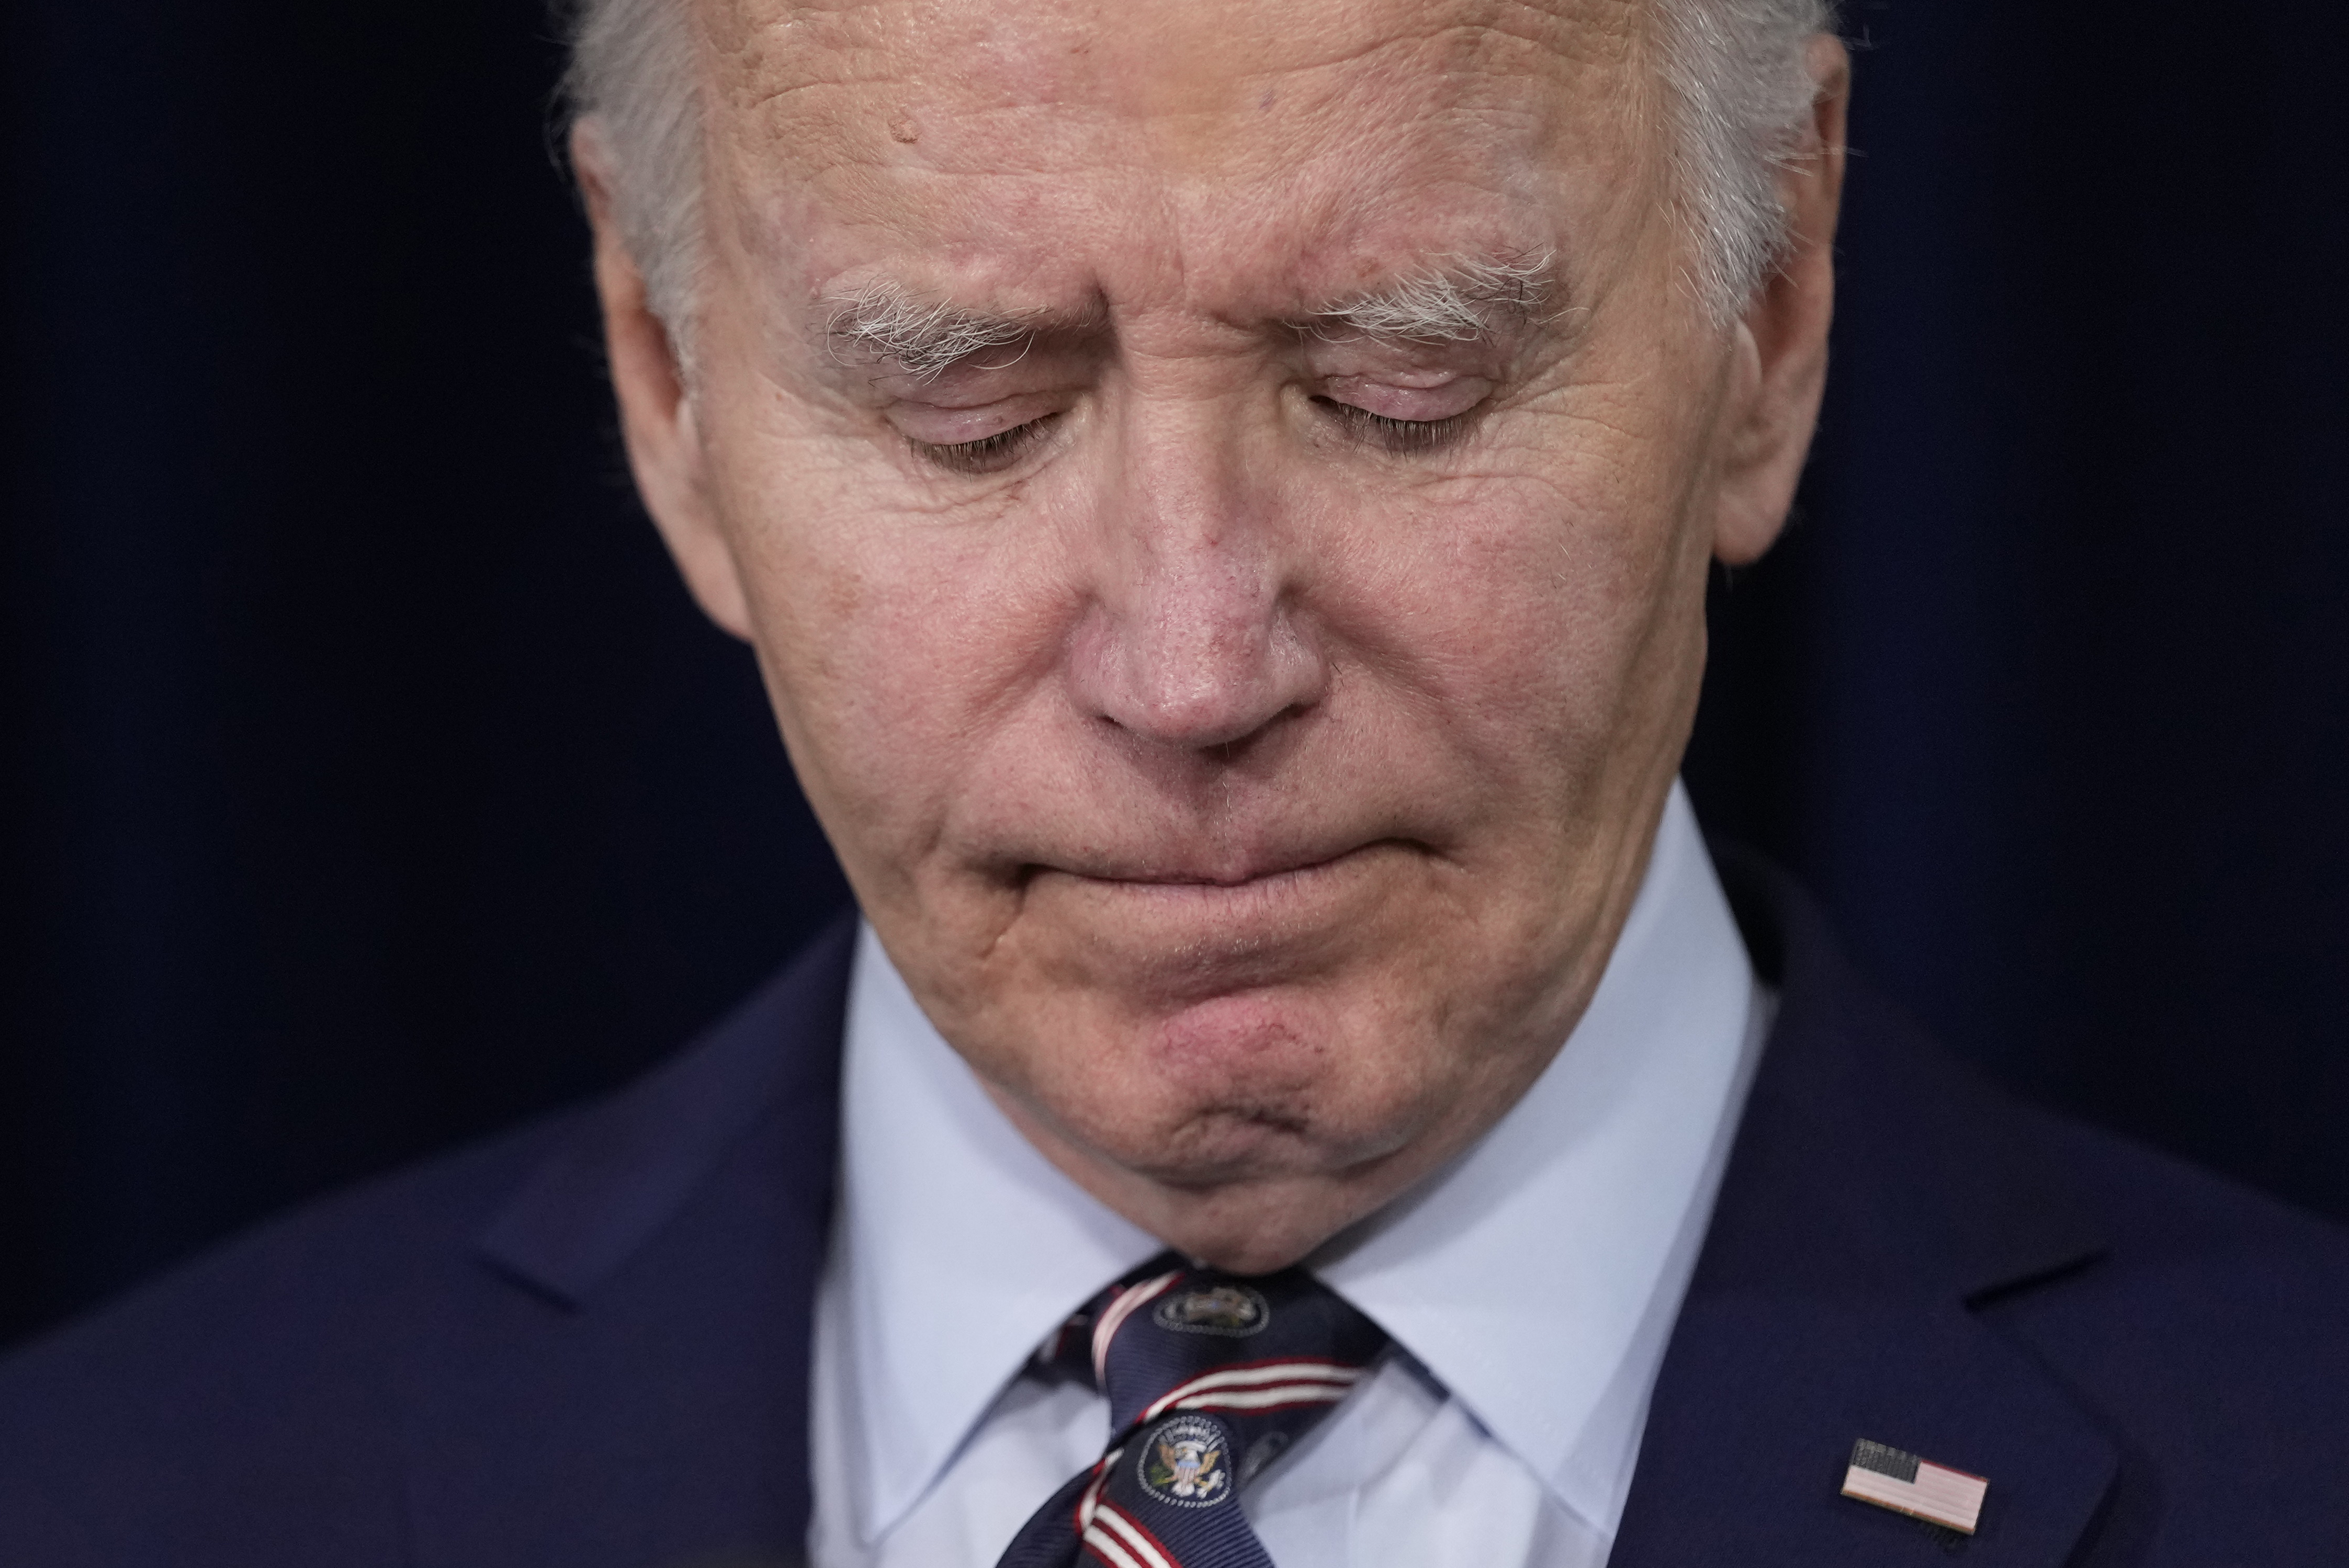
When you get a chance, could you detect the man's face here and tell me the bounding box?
[592,0,1840,1269]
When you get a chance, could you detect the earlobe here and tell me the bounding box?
[1712,321,1781,566]
[1710,33,1849,570]
[572,122,755,642]
[641,394,756,641]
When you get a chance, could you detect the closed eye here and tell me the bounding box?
[1312,396,1475,455]
[910,414,1060,475]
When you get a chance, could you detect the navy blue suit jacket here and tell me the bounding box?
[3,853,2345,1565]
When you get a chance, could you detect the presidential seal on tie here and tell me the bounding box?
[1138,1416,1233,1507]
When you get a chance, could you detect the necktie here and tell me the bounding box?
[995,1252,1390,1568]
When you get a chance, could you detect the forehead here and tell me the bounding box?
[698,0,1657,313]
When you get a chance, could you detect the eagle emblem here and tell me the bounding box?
[1137,1415,1233,1507]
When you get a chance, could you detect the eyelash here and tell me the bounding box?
[911,416,1059,475]
[909,396,1473,474]
[1312,397,1474,455]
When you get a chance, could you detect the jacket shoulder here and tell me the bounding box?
[0,915,854,1568]
[0,1115,570,1565]
[1678,845,2349,1563]
[1992,1105,2349,1560]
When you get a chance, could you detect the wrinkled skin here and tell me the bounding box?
[580,0,1847,1271]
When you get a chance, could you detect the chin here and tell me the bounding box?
[998,926,1464,1148]
[1080,1032,1436,1189]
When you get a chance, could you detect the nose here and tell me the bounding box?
[1066,403,1326,754]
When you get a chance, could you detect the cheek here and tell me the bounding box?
[1299,429,1700,802]
[713,444,1093,916]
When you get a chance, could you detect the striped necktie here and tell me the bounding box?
[995,1253,1389,1568]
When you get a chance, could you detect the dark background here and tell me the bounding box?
[3,0,2343,1352]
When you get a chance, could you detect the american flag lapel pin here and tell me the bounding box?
[1840,1438,1989,1535]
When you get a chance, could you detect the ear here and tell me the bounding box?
[1712,34,1850,567]
[572,120,755,640]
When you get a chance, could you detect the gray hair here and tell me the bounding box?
[560,0,1838,343]
[1655,0,1840,320]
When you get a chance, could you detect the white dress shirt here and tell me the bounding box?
[810,782,1770,1568]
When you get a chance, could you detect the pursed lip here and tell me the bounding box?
[1090,854,1350,889]
[1007,840,1427,989]
[1014,840,1429,913]
[1027,839,1392,890]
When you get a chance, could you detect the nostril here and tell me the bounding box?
[1067,567,1329,752]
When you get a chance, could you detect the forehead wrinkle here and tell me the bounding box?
[714,0,1660,357]
[705,0,906,122]
[1098,8,1627,188]
[715,0,1644,158]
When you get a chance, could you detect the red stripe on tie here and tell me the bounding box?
[1095,1498,1183,1568]
[1079,1526,1144,1568]
[1138,1358,1363,1423]
[1094,1271,1184,1386]
[1172,1383,1355,1416]
[1070,1453,1115,1537]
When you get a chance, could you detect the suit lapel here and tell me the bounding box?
[399,917,854,1568]
[1611,854,2118,1566]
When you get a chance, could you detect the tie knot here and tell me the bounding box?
[1000,1255,1390,1568]
[1057,1253,1388,1443]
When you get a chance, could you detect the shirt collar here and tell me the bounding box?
[828,781,1760,1545]
[1312,782,1765,1532]
[829,922,1161,1544]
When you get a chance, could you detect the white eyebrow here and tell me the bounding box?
[825,252,1559,377]
[823,281,1046,382]
[1301,251,1559,344]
